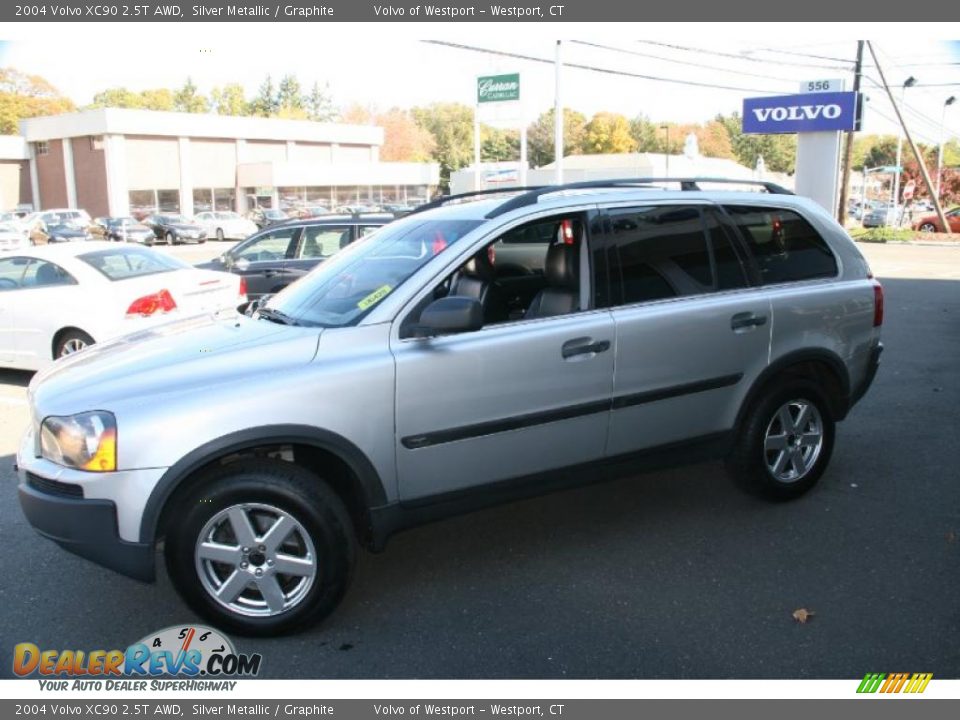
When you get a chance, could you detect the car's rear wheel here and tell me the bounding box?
[164,459,356,636]
[216,228,225,241]
[54,329,95,359]
[166,231,176,245]
[725,379,835,501]
[919,222,938,232]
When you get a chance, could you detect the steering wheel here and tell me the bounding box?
[0,278,18,289]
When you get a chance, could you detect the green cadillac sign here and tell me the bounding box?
[477,73,520,103]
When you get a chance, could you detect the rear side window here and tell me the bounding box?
[723,206,837,284]
[79,248,186,280]
[600,205,748,307]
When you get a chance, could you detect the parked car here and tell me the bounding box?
[24,209,92,234]
[34,221,92,244]
[94,217,157,244]
[15,179,883,635]
[193,211,259,241]
[249,208,289,229]
[862,205,898,228]
[0,242,245,371]
[144,214,207,245]
[195,213,395,298]
[912,207,960,233]
[0,221,30,252]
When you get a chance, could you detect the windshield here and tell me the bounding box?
[265,210,286,219]
[264,217,482,328]
[78,247,188,280]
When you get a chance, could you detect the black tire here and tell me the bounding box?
[919,222,937,233]
[164,459,356,636]
[725,378,835,501]
[166,231,176,245]
[216,228,225,241]
[54,329,95,359]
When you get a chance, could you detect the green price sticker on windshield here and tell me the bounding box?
[357,284,392,311]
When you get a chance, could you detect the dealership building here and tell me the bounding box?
[14,108,440,218]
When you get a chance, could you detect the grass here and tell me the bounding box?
[848,227,918,243]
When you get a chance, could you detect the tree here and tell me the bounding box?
[629,115,661,153]
[696,120,736,159]
[89,87,142,109]
[716,113,797,174]
[481,126,519,163]
[210,83,248,116]
[943,138,960,168]
[582,112,636,155]
[306,82,337,122]
[0,67,75,134]
[138,89,175,111]
[277,74,303,112]
[250,74,278,117]
[173,77,208,114]
[377,108,435,162]
[852,134,899,169]
[411,102,475,188]
[526,108,586,167]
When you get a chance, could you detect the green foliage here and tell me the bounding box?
[481,126,519,163]
[526,108,586,166]
[249,75,278,117]
[210,84,248,116]
[411,103,475,188]
[848,226,917,243]
[173,78,208,114]
[715,112,796,174]
[306,82,337,122]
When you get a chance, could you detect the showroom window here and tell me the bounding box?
[35,141,49,156]
[128,190,156,218]
[214,188,235,211]
[193,188,213,214]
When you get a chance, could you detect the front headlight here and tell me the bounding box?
[40,411,117,472]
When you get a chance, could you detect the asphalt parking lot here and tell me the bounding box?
[1,242,958,679]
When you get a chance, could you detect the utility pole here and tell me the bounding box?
[554,40,563,185]
[866,42,950,232]
[837,41,863,225]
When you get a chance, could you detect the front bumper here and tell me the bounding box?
[18,480,155,581]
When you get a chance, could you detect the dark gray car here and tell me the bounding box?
[196,214,395,298]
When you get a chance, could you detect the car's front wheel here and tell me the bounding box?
[166,231,176,245]
[54,329,95,359]
[919,222,938,232]
[216,228,225,241]
[164,459,356,636]
[725,379,835,500]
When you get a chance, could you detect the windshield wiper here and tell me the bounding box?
[256,307,299,326]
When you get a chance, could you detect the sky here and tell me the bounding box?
[1,25,958,143]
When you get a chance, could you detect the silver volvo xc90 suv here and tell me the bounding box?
[17,179,883,635]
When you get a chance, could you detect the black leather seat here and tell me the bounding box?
[525,244,579,319]
[451,250,507,324]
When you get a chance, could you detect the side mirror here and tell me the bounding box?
[415,296,483,337]
[234,257,250,272]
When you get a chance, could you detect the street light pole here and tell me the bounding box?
[936,95,956,200]
[892,75,917,225]
[660,124,670,177]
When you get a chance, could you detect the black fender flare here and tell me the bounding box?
[736,349,852,429]
[138,424,388,544]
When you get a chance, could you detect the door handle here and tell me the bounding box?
[262,270,279,278]
[730,312,768,331]
[561,337,611,359]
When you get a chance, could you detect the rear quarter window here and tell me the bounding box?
[723,205,837,284]
[78,248,187,280]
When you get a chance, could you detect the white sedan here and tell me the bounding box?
[193,211,258,241]
[0,222,29,252]
[0,241,247,371]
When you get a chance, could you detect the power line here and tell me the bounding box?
[742,47,856,65]
[570,40,801,85]
[422,40,785,94]
[634,39,852,71]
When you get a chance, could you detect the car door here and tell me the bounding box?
[0,256,28,363]
[391,209,616,501]
[226,225,301,297]
[286,223,355,286]
[194,212,212,236]
[7,258,79,369]
[597,204,772,457]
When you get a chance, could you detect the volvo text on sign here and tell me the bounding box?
[742,91,859,134]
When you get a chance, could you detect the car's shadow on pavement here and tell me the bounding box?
[0,369,34,388]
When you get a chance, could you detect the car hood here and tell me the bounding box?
[29,314,322,416]
[168,223,203,232]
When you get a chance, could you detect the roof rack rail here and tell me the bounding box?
[486,177,794,219]
[407,186,547,216]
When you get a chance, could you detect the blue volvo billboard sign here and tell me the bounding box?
[742,91,859,134]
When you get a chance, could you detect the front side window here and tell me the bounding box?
[0,257,29,290]
[233,227,298,262]
[79,248,187,280]
[723,205,837,284]
[265,218,482,328]
[21,259,76,288]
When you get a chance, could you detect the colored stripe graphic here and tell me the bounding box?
[857,673,885,693]
[857,672,932,694]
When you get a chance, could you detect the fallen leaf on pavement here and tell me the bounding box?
[792,608,815,624]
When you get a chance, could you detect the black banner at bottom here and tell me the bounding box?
[2,699,959,720]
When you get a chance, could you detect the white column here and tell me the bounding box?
[62,139,77,208]
[28,144,40,211]
[473,105,481,191]
[178,137,193,217]
[519,126,528,187]
[286,140,296,160]
[554,40,563,184]
[235,139,246,213]
[103,134,129,217]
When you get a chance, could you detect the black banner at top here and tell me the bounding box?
[4,0,957,21]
